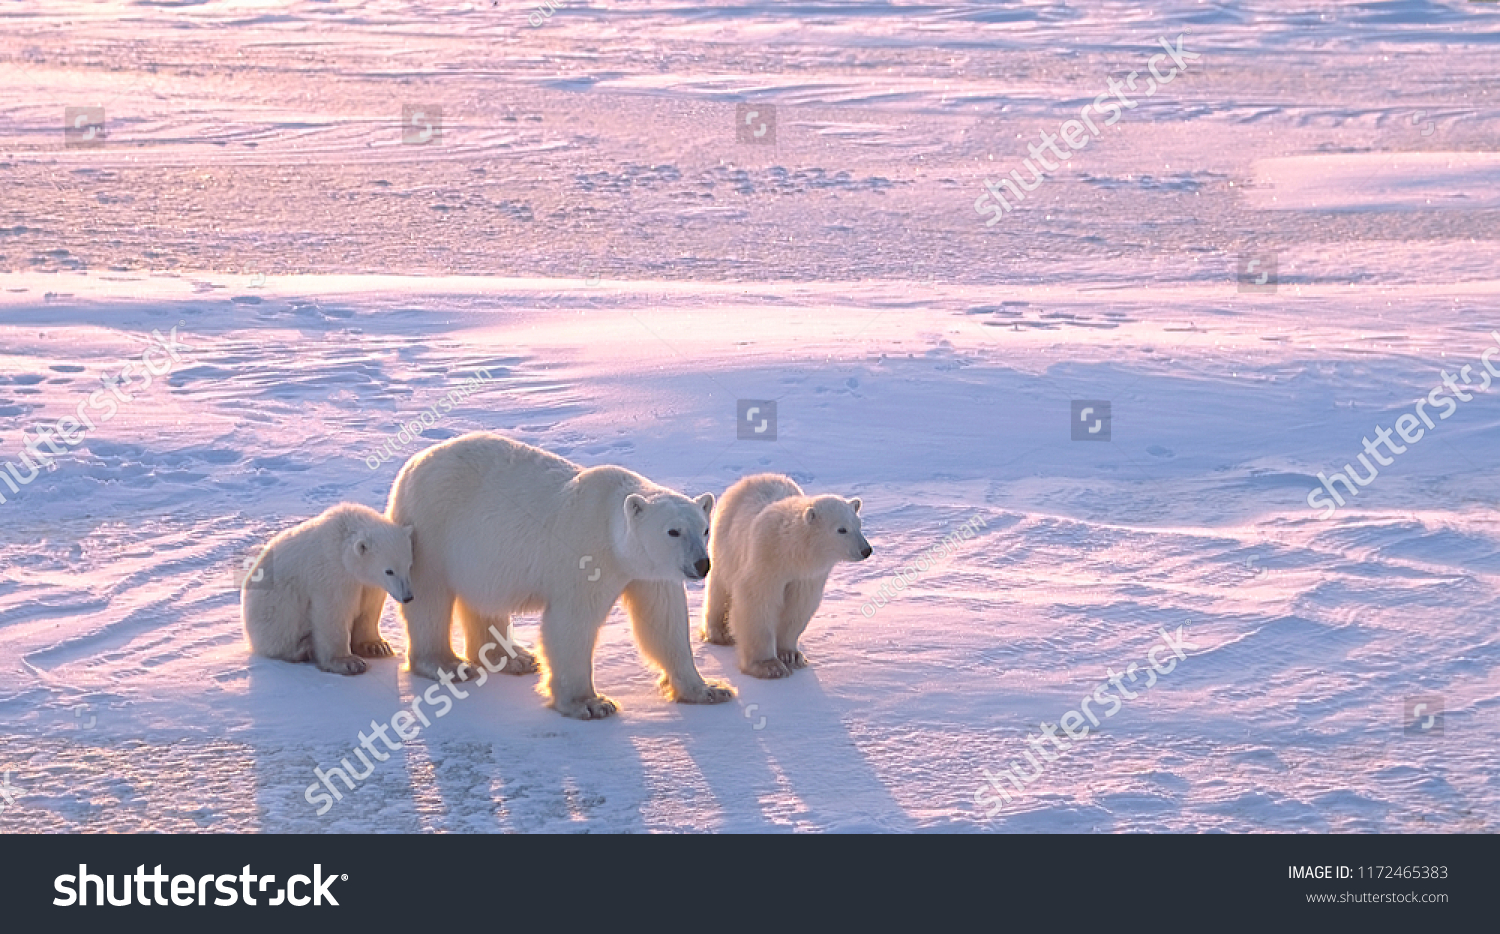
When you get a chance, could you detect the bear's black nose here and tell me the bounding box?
[860,545,873,559]
[694,557,711,578]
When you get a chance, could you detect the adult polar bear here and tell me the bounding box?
[387,431,733,719]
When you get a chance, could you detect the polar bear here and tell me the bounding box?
[702,474,872,678]
[242,503,414,675]
[387,431,734,719]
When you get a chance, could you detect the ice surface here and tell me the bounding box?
[0,0,1496,833]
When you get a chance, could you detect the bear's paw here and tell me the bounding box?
[777,649,807,670]
[742,658,792,680]
[670,679,736,704]
[353,639,395,659]
[555,695,620,720]
[499,647,540,675]
[319,655,369,676]
[700,626,735,646]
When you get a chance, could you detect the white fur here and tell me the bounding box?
[242,503,414,675]
[702,474,872,678]
[386,431,733,719]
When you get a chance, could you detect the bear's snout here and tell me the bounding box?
[386,578,415,604]
[692,557,711,579]
[859,544,873,560]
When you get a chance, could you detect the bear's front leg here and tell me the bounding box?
[352,585,394,658]
[309,594,368,676]
[622,579,734,704]
[775,577,825,670]
[539,595,619,719]
[732,584,791,679]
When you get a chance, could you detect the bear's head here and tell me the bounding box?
[346,521,415,604]
[802,495,872,568]
[623,491,716,582]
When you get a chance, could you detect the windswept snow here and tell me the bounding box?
[1248,153,1500,212]
[0,0,1497,833]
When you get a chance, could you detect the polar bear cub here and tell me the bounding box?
[387,431,734,719]
[242,503,414,675]
[702,474,872,678]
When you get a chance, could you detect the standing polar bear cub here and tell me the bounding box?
[242,503,414,675]
[702,474,872,678]
[387,431,734,719]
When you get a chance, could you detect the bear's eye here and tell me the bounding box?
[837,528,848,534]
[668,529,681,538]
[386,570,394,576]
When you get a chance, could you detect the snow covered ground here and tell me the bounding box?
[0,0,1497,833]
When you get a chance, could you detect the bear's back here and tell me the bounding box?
[274,502,359,547]
[264,502,384,579]
[438,431,578,477]
[392,432,579,512]
[722,474,802,522]
[570,463,659,506]
[713,473,803,558]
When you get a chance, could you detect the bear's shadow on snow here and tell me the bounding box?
[242,624,655,832]
[678,650,912,831]
[408,647,655,832]
[240,645,428,831]
[235,613,897,829]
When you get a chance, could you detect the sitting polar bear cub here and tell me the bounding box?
[387,431,734,720]
[242,503,414,675]
[702,474,872,678]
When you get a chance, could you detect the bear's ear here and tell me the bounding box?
[850,498,862,514]
[804,505,817,524]
[354,535,371,556]
[695,492,715,517]
[625,493,649,519]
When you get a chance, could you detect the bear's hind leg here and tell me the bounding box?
[352,586,394,658]
[309,592,368,676]
[456,600,537,675]
[701,574,733,645]
[290,631,314,663]
[622,579,733,704]
[775,577,825,670]
[538,595,618,719]
[243,585,312,663]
